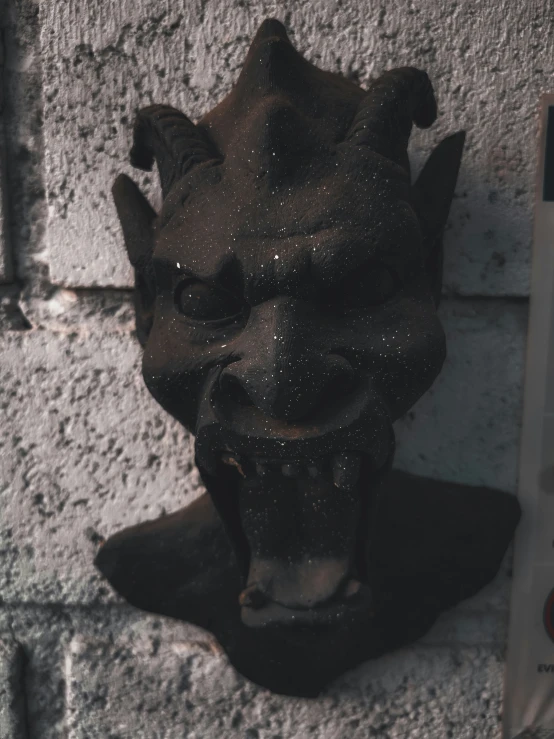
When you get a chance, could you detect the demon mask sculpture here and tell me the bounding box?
[96,19,520,696]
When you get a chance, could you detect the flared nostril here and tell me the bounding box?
[219,372,255,407]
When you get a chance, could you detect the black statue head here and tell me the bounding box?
[112,19,466,630]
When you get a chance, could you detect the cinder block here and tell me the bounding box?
[39,1,552,293]
[0,327,199,604]
[393,299,527,496]
[0,637,26,739]
[0,33,13,284]
[0,607,210,739]
[0,152,11,284]
[0,298,523,607]
[65,636,504,739]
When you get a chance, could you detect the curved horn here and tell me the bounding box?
[345,67,437,172]
[129,104,221,196]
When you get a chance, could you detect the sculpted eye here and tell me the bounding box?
[342,264,398,311]
[175,279,244,322]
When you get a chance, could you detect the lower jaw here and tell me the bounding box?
[199,449,390,624]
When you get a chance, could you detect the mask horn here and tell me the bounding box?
[345,67,437,174]
[130,104,221,196]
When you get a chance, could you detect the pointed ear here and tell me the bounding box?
[112,174,157,346]
[414,131,466,244]
[413,131,465,308]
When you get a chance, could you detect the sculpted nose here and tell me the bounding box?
[220,355,353,420]
[219,298,354,421]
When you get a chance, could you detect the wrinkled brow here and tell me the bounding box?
[153,220,416,306]
[152,251,244,296]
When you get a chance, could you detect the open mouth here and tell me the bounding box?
[198,444,391,629]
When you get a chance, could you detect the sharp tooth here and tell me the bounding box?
[221,453,246,478]
[282,463,300,477]
[332,452,362,492]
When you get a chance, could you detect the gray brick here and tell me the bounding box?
[393,299,526,496]
[1,0,48,290]
[0,606,210,739]
[0,150,12,284]
[40,1,553,293]
[0,32,13,285]
[65,636,504,739]
[0,637,26,739]
[0,327,199,604]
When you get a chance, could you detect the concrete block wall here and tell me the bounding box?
[0,0,550,736]
[0,28,12,284]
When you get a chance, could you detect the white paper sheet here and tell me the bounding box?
[504,94,554,739]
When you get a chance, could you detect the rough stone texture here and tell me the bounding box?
[65,637,505,739]
[40,0,553,293]
[0,149,12,284]
[394,298,527,495]
[0,299,524,606]
[0,637,26,739]
[1,0,46,293]
[0,602,512,739]
[0,604,213,739]
[0,323,202,605]
[0,31,13,284]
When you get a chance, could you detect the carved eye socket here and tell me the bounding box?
[175,279,244,322]
[341,264,398,311]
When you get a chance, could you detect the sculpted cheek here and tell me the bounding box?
[141,322,197,428]
[142,308,245,431]
[381,317,446,418]
[330,297,446,419]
